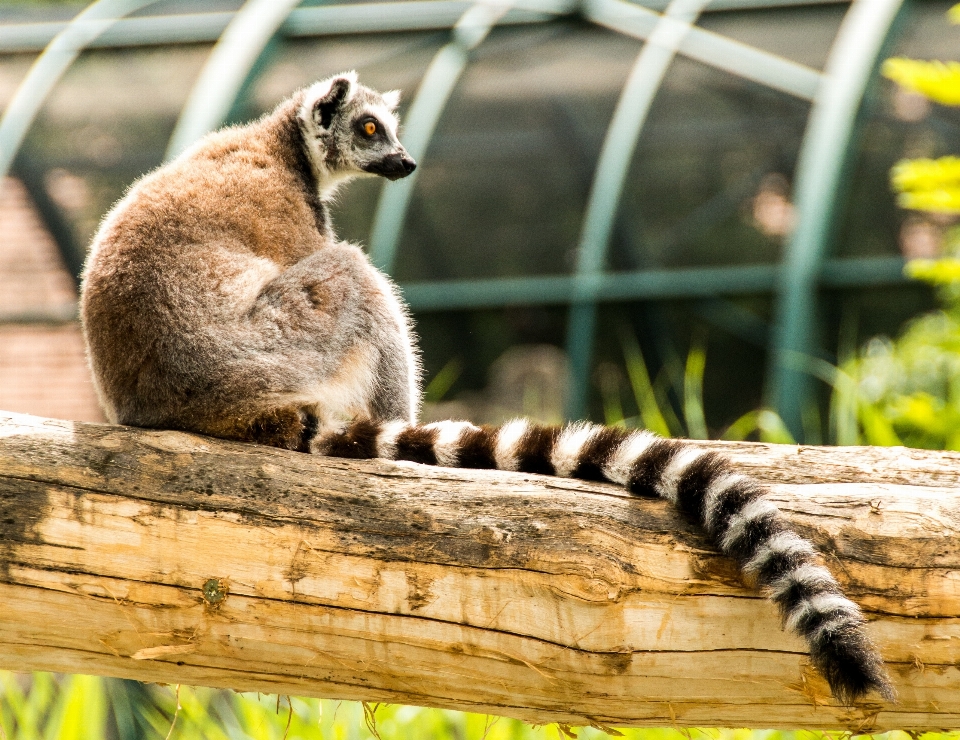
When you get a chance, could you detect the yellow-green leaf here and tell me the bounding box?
[905,258,960,284]
[857,404,902,446]
[892,156,960,191]
[891,157,960,213]
[883,58,960,106]
[897,190,960,213]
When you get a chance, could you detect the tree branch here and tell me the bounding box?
[0,411,958,731]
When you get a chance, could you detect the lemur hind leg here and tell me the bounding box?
[257,244,420,427]
[237,242,417,444]
[200,406,317,451]
[365,294,419,424]
[250,244,378,352]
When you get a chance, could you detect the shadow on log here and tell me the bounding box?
[0,411,958,731]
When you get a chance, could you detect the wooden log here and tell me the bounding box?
[0,410,958,732]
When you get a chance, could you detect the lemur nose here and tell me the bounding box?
[401,157,417,174]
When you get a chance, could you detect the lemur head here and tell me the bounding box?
[298,71,416,194]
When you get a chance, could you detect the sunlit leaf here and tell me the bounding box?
[857,405,902,446]
[423,357,463,403]
[619,328,672,438]
[683,341,708,440]
[892,156,960,191]
[891,157,960,213]
[43,675,106,740]
[905,258,960,285]
[883,58,960,106]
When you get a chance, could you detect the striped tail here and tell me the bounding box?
[314,417,895,704]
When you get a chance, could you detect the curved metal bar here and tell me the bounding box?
[366,0,520,272]
[766,0,907,439]
[0,1,574,54]
[564,0,711,421]
[400,256,905,312]
[164,0,304,161]
[0,0,158,188]
[584,0,822,101]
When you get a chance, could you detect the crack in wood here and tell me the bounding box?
[2,413,960,729]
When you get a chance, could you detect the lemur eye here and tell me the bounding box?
[364,121,377,136]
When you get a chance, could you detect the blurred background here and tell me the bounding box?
[1,0,959,736]
[1,0,957,443]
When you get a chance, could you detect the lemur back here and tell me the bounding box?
[82,72,419,448]
[80,73,894,705]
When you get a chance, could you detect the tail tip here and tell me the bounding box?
[814,627,897,705]
[829,667,897,706]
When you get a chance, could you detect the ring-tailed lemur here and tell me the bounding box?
[80,72,894,704]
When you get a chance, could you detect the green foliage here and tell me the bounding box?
[601,329,699,438]
[720,408,795,444]
[2,674,958,740]
[836,304,960,449]
[832,4,960,449]
[9,5,960,732]
[891,156,960,211]
[682,337,709,440]
[883,7,960,105]
[423,357,464,403]
[0,675,553,739]
[882,59,960,106]
[605,327,795,443]
[617,329,672,437]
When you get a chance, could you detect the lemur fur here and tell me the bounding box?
[80,73,894,705]
[82,72,420,444]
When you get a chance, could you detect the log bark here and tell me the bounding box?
[0,411,958,732]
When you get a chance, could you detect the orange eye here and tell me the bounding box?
[364,121,377,136]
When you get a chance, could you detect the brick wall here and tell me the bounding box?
[0,177,104,422]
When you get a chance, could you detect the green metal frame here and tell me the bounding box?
[369,0,522,272]
[0,0,848,54]
[565,0,712,419]
[402,256,906,311]
[367,0,577,271]
[585,0,822,101]
[0,3,569,54]
[766,0,907,438]
[164,0,306,161]
[0,0,914,431]
[0,0,159,186]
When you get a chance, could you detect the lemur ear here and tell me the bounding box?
[382,89,401,110]
[312,73,356,129]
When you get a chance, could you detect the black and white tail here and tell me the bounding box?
[315,417,894,704]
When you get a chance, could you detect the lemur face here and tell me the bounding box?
[299,72,416,186]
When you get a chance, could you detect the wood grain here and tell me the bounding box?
[0,411,958,731]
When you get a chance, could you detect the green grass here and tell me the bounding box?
[0,674,956,740]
